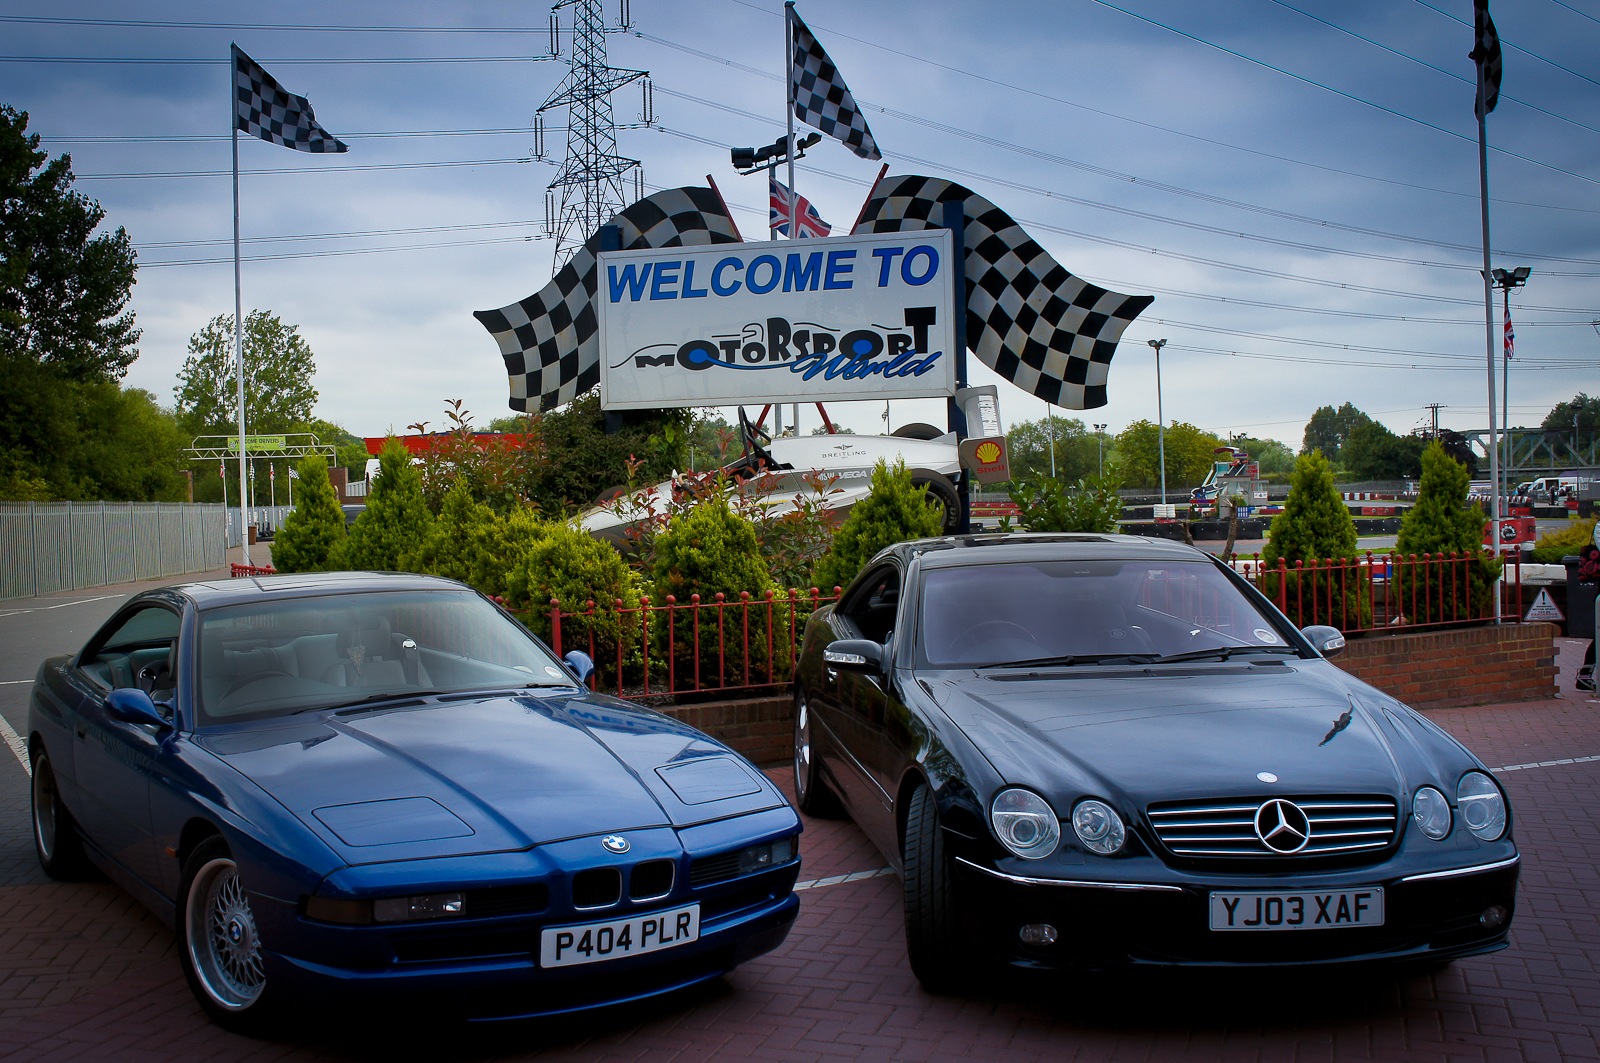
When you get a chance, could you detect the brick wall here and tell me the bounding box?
[1331,622,1558,710]
[659,695,792,767]
[656,625,1562,765]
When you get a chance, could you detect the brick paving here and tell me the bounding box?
[2,574,1596,1060]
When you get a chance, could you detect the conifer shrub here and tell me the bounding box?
[1260,450,1373,629]
[332,438,434,572]
[1393,442,1501,625]
[810,460,945,594]
[407,477,500,585]
[269,454,345,572]
[505,519,643,674]
[1006,471,1123,533]
[650,494,787,689]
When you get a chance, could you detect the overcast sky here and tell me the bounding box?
[4,0,1596,454]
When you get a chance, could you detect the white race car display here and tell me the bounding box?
[581,409,963,544]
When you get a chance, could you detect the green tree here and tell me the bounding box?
[1342,421,1424,480]
[1301,403,1373,462]
[1393,442,1500,625]
[1542,393,1599,451]
[1114,420,1225,494]
[1004,416,1096,485]
[1,105,139,381]
[525,391,690,512]
[408,478,501,585]
[811,460,945,593]
[1260,451,1371,629]
[174,311,319,436]
[332,439,433,571]
[270,454,346,572]
[1228,436,1296,480]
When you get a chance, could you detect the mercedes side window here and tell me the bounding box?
[839,567,901,645]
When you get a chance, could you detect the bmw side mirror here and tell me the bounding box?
[106,688,171,729]
[1300,625,1346,658]
[823,639,886,676]
[563,650,595,685]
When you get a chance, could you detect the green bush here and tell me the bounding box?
[269,454,345,572]
[1007,471,1123,533]
[506,520,643,672]
[1260,450,1373,629]
[407,477,500,584]
[650,494,787,689]
[811,460,944,593]
[1392,442,1501,625]
[332,439,434,572]
[1530,516,1597,564]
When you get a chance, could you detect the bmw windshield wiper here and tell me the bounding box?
[1144,645,1298,665]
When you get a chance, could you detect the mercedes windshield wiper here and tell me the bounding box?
[994,652,1157,669]
[1143,645,1299,665]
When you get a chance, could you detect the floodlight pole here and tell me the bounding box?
[1491,266,1529,503]
[1148,339,1168,505]
[1094,423,1107,478]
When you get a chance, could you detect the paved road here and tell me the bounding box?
[2,569,1597,1061]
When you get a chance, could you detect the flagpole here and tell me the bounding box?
[784,2,799,243]
[1476,41,1501,621]
[231,73,252,568]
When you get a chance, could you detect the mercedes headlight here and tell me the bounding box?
[1070,798,1126,856]
[1457,771,1507,841]
[1411,786,1452,840]
[990,788,1061,859]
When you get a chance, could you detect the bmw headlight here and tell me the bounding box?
[1411,786,1452,840]
[1070,798,1126,856]
[1457,771,1507,841]
[990,788,1061,859]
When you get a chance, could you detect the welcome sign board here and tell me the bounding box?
[596,230,956,410]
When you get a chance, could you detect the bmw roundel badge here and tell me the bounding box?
[601,834,630,854]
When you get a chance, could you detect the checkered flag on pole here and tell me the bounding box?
[475,186,742,412]
[232,44,348,153]
[854,174,1153,410]
[788,5,880,161]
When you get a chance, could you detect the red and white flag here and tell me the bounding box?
[769,176,832,239]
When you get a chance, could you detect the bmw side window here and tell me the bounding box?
[81,605,181,692]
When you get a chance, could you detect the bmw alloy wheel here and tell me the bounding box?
[183,845,266,1013]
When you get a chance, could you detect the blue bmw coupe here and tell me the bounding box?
[27,571,800,1030]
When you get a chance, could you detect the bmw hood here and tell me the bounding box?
[924,660,1461,805]
[195,691,787,863]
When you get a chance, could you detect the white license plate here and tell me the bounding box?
[1209,888,1384,931]
[539,903,701,968]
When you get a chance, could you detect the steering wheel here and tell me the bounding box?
[223,669,296,699]
[737,406,775,469]
[968,620,1040,647]
[136,661,171,694]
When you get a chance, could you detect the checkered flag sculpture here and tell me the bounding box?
[232,44,348,153]
[788,6,880,161]
[854,174,1153,409]
[476,186,742,412]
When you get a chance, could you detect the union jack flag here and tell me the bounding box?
[769,176,832,238]
[1504,312,1515,359]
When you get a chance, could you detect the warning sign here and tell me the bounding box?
[1525,589,1565,623]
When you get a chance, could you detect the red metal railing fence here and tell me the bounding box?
[230,552,1527,703]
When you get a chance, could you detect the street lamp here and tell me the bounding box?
[1148,339,1168,504]
[1046,404,1057,478]
[1094,423,1107,478]
[1490,267,1529,502]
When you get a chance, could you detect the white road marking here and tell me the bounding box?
[794,868,894,891]
[0,714,27,774]
[0,594,121,619]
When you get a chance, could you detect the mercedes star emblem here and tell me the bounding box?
[1254,798,1311,853]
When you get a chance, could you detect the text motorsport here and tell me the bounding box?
[596,230,957,410]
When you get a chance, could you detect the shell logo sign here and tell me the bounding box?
[959,436,1010,485]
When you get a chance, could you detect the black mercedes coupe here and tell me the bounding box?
[791,534,1517,989]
